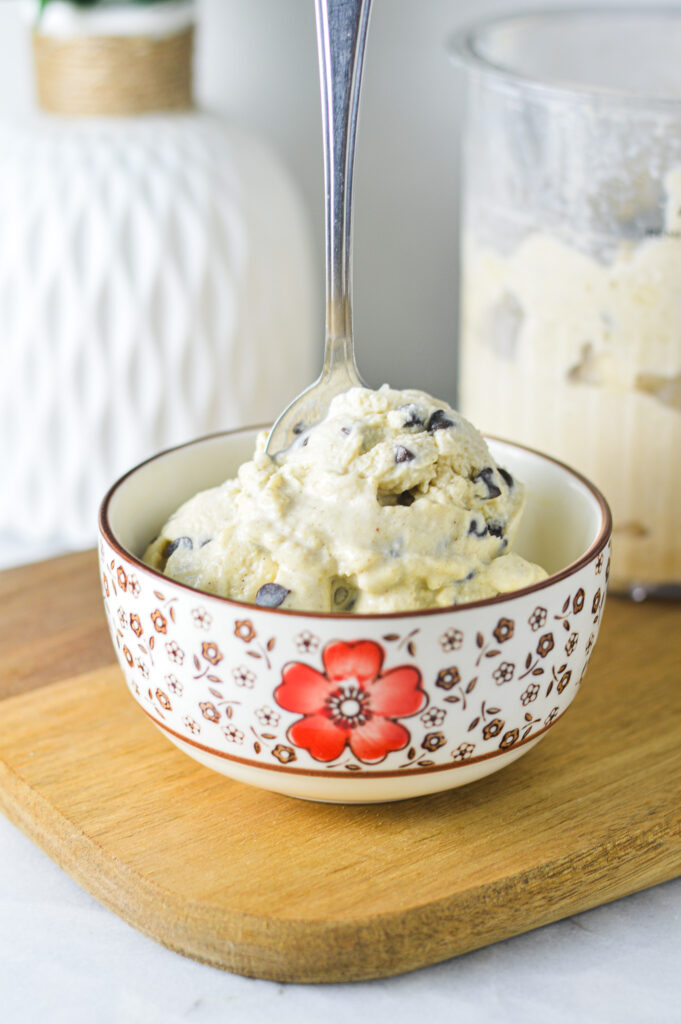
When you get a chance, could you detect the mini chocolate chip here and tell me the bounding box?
[499,467,514,489]
[200,538,213,548]
[468,519,487,538]
[256,583,290,608]
[334,586,349,605]
[427,409,455,432]
[473,467,502,500]
[394,445,415,463]
[397,490,415,506]
[292,421,307,436]
[340,426,352,436]
[301,436,309,447]
[487,521,505,538]
[166,536,193,558]
[399,404,425,428]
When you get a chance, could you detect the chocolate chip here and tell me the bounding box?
[399,404,425,428]
[200,538,213,548]
[468,519,487,538]
[487,521,505,538]
[334,586,349,605]
[292,421,307,436]
[340,426,352,436]
[473,467,502,500]
[427,409,455,432]
[394,445,415,463]
[397,490,415,506]
[256,583,290,608]
[499,467,514,489]
[166,536,193,558]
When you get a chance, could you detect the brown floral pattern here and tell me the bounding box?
[255,706,280,727]
[440,628,463,652]
[202,641,223,666]
[422,732,446,753]
[492,661,515,685]
[199,701,221,723]
[499,728,519,750]
[165,674,183,696]
[234,619,256,643]
[99,534,610,782]
[493,618,514,643]
[482,718,504,740]
[451,742,475,761]
[272,744,297,764]
[528,607,547,631]
[165,641,184,665]
[436,666,461,690]
[537,633,555,658]
[223,725,245,744]
[296,630,320,653]
[545,707,560,727]
[191,607,212,630]
[421,707,446,728]
[520,683,540,705]
[151,609,167,634]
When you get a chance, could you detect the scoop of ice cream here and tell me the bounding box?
[144,385,547,612]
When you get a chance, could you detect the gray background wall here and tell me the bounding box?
[0,0,670,404]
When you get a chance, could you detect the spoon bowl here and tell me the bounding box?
[266,0,372,457]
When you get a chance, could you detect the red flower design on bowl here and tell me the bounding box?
[274,640,425,764]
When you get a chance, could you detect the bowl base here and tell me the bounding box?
[160,726,541,803]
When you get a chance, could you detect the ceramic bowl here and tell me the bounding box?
[99,428,611,803]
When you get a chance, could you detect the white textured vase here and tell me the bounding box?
[1,6,316,553]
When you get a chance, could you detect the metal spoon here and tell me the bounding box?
[266,0,372,458]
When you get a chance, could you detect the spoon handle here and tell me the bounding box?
[316,0,372,385]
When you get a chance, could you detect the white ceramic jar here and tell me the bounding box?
[1,0,316,553]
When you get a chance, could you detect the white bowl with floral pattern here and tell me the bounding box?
[99,427,611,803]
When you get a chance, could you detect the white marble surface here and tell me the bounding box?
[0,812,680,1024]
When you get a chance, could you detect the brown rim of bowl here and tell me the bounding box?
[99,425,612,621]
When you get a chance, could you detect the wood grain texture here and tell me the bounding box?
[0,551,110,698]
[0,552,679,983]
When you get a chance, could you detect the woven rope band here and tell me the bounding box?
[33,27,194,116]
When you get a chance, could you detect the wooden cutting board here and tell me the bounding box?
[0,551,679,983]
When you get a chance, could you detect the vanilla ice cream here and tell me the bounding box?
[144,385,546,612]
[461,170,681,592]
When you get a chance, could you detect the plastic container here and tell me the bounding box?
[451,7,681,597]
